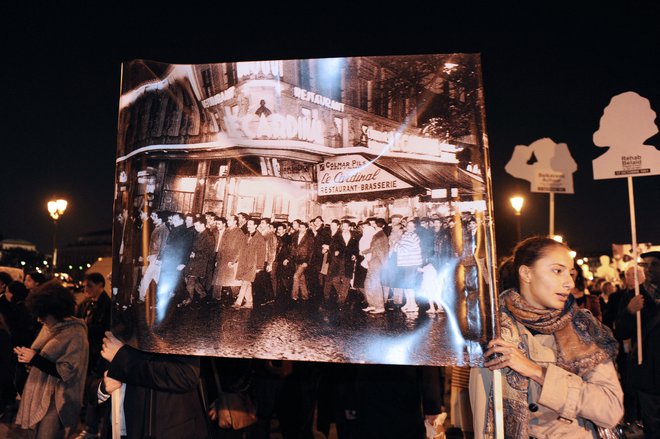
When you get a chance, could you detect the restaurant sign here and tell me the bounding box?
[317,154,412,196]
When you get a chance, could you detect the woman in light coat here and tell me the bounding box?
[470,236,623,438]
[14,281,89,439]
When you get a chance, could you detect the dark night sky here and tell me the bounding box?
[1,3,658,260]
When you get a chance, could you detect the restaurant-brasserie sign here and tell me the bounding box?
[317,154,412,195]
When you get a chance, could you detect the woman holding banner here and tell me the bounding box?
[470,236,623,438]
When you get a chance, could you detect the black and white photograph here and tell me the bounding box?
[111,54,498,366]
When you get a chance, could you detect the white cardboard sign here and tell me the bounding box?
[505,137,577,193]
[593,91,660,180]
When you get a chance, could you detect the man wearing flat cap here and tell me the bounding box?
[616,250,660,437]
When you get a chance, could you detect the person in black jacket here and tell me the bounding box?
[156,212,194,320]
[272,222,292,302]
[323,220,359,310]
[99,331,210,439]
[0,271,13,323]
[4,281,39,398]
[285,222,314,302]
[0,314,13,420]
[615,251,660,437]
[347,364,444,439]
[75,272,112,439]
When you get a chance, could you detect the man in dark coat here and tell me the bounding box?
[616,250,660,437]
[78,273,112,372]
[156,212,194,319]
[99,332,209,439]
[285,222,314,301]
[181,215,215,307]
[272,222,292,301]
[75,272,112,439]
[216,215,246,304]
[307,216,331,303]
[323,220,360,308]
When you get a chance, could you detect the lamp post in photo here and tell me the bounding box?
[510,196,524,243]
[47,199,68,273]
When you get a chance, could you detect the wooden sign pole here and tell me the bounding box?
[627,176,643,365]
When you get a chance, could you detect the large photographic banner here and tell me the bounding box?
[111,54,497,366]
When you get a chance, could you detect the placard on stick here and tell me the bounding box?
[505,137,577,235]
[592,90,660,365]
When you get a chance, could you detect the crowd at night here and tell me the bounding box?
[2,4,660,439]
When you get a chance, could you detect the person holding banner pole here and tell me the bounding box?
[98,331,209,439]
[470,236,623,438]
[615,250,660,438]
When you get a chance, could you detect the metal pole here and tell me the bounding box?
[52,219,58,273]
[515,212,521,243]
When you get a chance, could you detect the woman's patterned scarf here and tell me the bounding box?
[484,288,619,439]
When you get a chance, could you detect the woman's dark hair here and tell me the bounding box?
[497,256,517,292]
[7,281,28,302]
[26,280,76,321]
[25,271,47,286]
[506,236,570,290]
[0,271,13,286]
[573,259,586,291]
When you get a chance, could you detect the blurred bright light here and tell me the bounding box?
[510,196,524,214]
[20,261,26,266]
[47,199,68,220]
[569,250,577,259]
[577,259,584,265]
[552,235,563,243]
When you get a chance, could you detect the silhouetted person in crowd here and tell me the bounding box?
[75,272,111,439]
[616,251,660,437]
[24,271,46,293]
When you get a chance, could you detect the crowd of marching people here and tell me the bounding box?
[118,208,484,318]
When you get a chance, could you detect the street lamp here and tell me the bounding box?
[510,196,524,242]
[47,198,68,272]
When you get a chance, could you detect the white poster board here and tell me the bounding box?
[505,137,577,193]
[592,91,660,180]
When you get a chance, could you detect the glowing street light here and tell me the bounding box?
[47,198,68,271]
[510,196,525,242]
[47,199,68,220]
[552,235,564,243]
